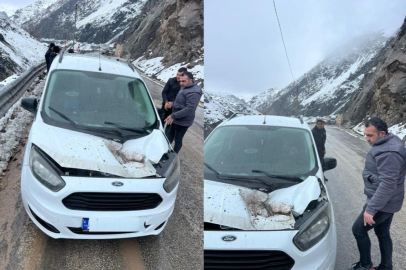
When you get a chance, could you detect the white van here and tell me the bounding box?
[204,115,337,269]
[20,52,180,239]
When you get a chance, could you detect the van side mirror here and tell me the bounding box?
[323,157,337,171]
[21,98,38,114]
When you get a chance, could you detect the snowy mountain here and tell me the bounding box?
[12,0,148,43]
[0,5,19,18]
[204,91,260,138]
[10,0,204,87]
[250,32,388,117]
[0,18,47,82]
[11,0,58,28]
[248,87,282,114]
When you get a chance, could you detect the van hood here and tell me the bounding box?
[30,121,169,178]
[204,176,321,230]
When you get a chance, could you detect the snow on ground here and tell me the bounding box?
[353,121,406,141]
[0,72,45,175]
[0,73,20,88]
[133,56,204,86]
[352,122,365,136]
[0,18,47,69]
[389,123,406,140]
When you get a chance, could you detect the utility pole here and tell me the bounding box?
[296,85,299,117]
[73,3,77,51]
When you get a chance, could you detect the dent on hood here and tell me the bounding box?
[33,124,169,178]
[204,176,322,230]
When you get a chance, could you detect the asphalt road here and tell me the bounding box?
[0,64,203,270]
[325,126,406,270]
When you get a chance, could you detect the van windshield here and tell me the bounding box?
[41,70,157,137]
[204,125,318,182]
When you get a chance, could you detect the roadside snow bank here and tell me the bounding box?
[0,72,45,175]
[133,56,204,87]
[352,121,406,141]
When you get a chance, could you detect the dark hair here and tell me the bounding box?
[49,43,55,48]
[365,117,388,134]
[53,46,60,53]
[181,71,194,81]
[178,67,187,73]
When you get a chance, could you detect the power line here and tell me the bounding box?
[273,0,298,117]
[273,0,295,82]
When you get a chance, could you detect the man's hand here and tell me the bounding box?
[363,211,375,226]
[164,102,173,111]
[165,115,174,125]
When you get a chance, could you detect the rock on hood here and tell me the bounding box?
[204,176,321,230]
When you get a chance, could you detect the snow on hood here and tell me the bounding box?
[30,121,169,178]
[204,176,321,230]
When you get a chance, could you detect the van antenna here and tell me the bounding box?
[98,44,102,71]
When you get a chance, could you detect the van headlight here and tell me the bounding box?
[29,145,66,192]
[163,156,180,193]
[293,203,331,251]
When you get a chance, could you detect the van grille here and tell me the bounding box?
[62,192,163,211]
[204,250,295,270]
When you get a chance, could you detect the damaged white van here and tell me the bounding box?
[20,52,179,239]
[204,115,337,269]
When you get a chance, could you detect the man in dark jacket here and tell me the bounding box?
[48,46,60,70]
[164,72,202,153]
[45,43,55,72]
[312,119,327,165]
[348,117,406,270]
[159,67,188,123]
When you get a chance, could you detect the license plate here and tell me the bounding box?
[82,218,89,230]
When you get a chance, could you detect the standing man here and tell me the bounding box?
[164,72,202,153]
[160,67,188,123]
[348,117,406,270]
[312,119,327,173]
[45,43,55,72]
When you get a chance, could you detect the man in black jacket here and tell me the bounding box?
[45,43,55,72]
[312,119,327,171]
[160,67,188,123]
[164,72,202,153]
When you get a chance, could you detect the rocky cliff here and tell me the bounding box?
[344,17,406,127]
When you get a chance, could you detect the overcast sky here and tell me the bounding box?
[205,0,406,98]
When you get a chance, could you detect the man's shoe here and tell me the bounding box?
[347,262,373,270]
[373,265,392,270]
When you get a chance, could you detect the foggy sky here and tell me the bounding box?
[0,0,38,8]
[205,0,406,98]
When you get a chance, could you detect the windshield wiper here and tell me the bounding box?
[252,169,303,183]
[204,162,220,176]
[204,163,274,189]
[104,121,146,134]
[49,106,77,127]
[49,107,124,138]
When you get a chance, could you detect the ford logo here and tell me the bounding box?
[112,181,124,187]
[222,235,237,242]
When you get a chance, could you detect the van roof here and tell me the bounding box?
[51,53,142,79]
[221,115,310,130]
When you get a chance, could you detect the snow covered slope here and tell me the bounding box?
[250,32,388,117]
[0,18,47,81]
[204,91,260,138]
[11,0,58,27]
[12,0,148,44]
